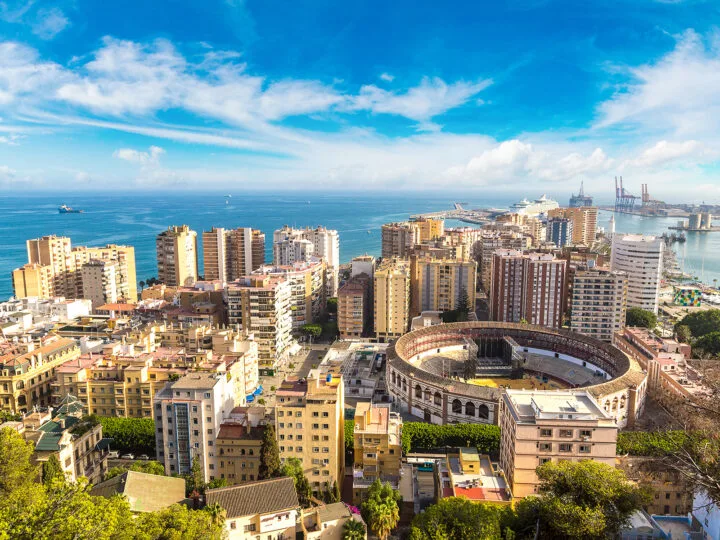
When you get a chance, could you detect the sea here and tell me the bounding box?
[1,192,719,300]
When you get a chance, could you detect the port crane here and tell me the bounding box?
[614,176,638,212]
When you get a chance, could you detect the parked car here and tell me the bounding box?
[108,451,119,459]
[120,453,135,460]
[138,454,150,460]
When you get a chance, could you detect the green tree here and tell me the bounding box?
[626,307,658,329]
[133,504,224,540]
[513,460,650,539]
[676,324,692,343]
[204,502,226,529]
[139,280,146,292]
[361,480,400,540]
[281,457,312,508]
[206,478,227,490]
[401,422,500,456]
[344,419,355,452]
[342,518,367,540]
[694,331,720,356]
[408,497,509,539]
[677,309,720,338]
[332,480,341,503]
[98,416,155,454]
[301,323,323,340]
[327,297,338,314]
[456,288,471,322]
[186,456,204,497]
[105,460,167,481]
[0,427,38,497]
[42,455,65,487]
[259,424,281,479]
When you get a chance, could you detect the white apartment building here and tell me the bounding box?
[273,226,340,296]
[80,259,121,311]
[610,234,663,313]
[571,267,628,342]
[154,372,236,481]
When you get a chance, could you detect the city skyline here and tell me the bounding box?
[0,0,719,198]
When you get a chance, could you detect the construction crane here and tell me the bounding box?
[614,176,638,213]
[641,184,664,210]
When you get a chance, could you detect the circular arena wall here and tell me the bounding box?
[386,322,647,428]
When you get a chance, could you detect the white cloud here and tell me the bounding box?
[32,7,69,40]
[0,164,15,179]
[379,72,394,82]
[0,41,68,105]
[0,133,21,145]
[112,145,182,186]
[113,145,165,164]
[629,140,712,167]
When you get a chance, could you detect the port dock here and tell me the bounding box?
[410,203,504,225]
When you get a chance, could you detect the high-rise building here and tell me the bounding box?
[381,222,419,259]
[489,251,566,328]
[338,273,372,339]
[477,230,532,291]
[252,260,327,332]
[275,370,345,496]
[410,257,476,316]
[12,263,55,298]
[546,217,574,248]
[26,235,76,296]
[412,217,444,242]
[156,225,198,287]
[351,255,375,279]
[547,207,598,246]
[80,259,121,310]
[352,403,402,504]
[203,227,266,283]
[570,267,628,342]
[226,276,293,368]
[499,389,617,498]
[72,244,138,302]
[154,372,236,480]
[374,258,411,341]
[610,234,663,313]
[273,226,339,296]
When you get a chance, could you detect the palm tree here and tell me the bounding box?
[139,280,146,292]
[368,501,399,540]
[204,502,226,528]
[342,518,366,540]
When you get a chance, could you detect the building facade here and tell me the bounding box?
[547,207,598,246]
[499,389,617,498]
[374,258,411,342]
[156,225,199,287]
[546,217,574,248]
[570,267,628,342]
[203,227,265,283]
[273,226,340,296]
[338,273,372,340]
[611,235,663,313]
[410,257,476,316]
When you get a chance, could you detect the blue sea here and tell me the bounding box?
[0,193,718,299]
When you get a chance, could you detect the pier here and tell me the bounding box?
[410,203,504,225]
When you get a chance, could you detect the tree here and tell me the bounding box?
[332,480,341,503]
[456,288,471,322]
[694,331,720,356]
[327,297,338,314]
[513,460,650,539]
[206,478,227,490]
[626,307,658,329]
[0,427,38,497]
[401,422,501,457]
[133,503,224,540]
[676,324,692,343]
[342,518,367,540]
[98,416,155,454]
[259,424,281,479]
[139,280,146,292]
[301,324,323,340]
[677,309,720,338]
[186,456,204,497]
[281,457,312,508]
[204,502,226,529]
[42,455,65,487]
[361,480,400,540]
[105,460,166,481]
[408,497,509,539]
[344,420,355,452]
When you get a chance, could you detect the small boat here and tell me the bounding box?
[367,230,371,234]
[58,205,83,214]
[225,194,232,198]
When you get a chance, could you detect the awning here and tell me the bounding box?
[246,394,255,402]
[254,385,263,395]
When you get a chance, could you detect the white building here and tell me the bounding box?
[610,234,663,313]
[80,259,121,311]
[571,267,628,342]
[692,491,720,540]
[154,372,236,481]
[273,226,340,296]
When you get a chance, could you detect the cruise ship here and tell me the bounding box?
[510,194,559,216]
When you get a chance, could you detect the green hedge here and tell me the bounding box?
[99,416,156,454]
[617,431,689,456]
[343,419,501,457]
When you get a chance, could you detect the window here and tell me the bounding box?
[322,424,329,429]
[559,429,573,438]
[559,443,572,452]
[539,443,552,452]
[579,445,591,454]
[540,429,552,437]
[539,458,551,465]
[579,430,592,438]
[243,524,256,533]
[312,423,319,429]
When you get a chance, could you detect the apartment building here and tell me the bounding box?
[617,456,693,516]
[570,267,628,342]
[202,227,265,283]
[410,257,476,316]
[374,258,411,342]
[156,225,199,287]
[381,222,419,259]
[24,395,108,484]
[351,255,375,279]
[226,275,293,369]
[275,370,345,495]
[477,230,532,291]
[13,236,137,302]
[154,372,236,480]
[489,250,566,329]
[80,259,122,310]
[338,273,372,339]
[547,207,598,246]
[499,389,617,498]
[273,226,340,296]
[206,477,299,540]
[611,234,663,313]
[252,260,327,332]
[546,217,574,248]
[216,406,266,486]
[0,335,81,414]
[494,215,546,247]
[352,403,402,504]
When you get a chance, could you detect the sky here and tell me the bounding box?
[1,0,720,200]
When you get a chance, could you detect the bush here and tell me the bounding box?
[676,309,720,338]
[99,417,156,454]
[402,422,500,457]
[626,307,657,329]
[344,420,354,452]
[617,431,689,456]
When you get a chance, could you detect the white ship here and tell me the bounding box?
[510,194,559,216]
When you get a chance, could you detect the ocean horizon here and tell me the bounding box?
[1,192,718,300]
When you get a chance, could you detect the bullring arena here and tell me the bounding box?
[386,322,648,428]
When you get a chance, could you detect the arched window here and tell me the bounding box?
[604,400,611,411]
[241,449,246,455]
[423,388,431,401]
[414,385,422,399]
[391,371,396,385]
[249,449,254,455]
[452,399,462,414]
[612,397,619,412]
[465,402,475,416]
[619,395,627,409]
[478,404,489,419]
[434,392,442,406]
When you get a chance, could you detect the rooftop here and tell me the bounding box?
[90,471,186,512]
[170,372,223,390]
[504,389,612,423]
[205,477,299,518]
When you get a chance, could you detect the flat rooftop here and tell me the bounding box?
[504,389,611,423]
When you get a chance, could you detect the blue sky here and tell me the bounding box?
[1,0,720,199]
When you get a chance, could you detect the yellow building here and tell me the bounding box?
[548,207,598,246]
[12,263,55,298]
[411,217,444,242]
[216,407,266,486]
[436,447,513,505]
[410,257,476,316]
[73,244,138,302]
[352,403,402,504]
[374,258,410,341]
[0,335,81,414]
[276,370,345,496]
[156,225,198,286]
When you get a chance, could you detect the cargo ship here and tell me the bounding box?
[58,205,83,214]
